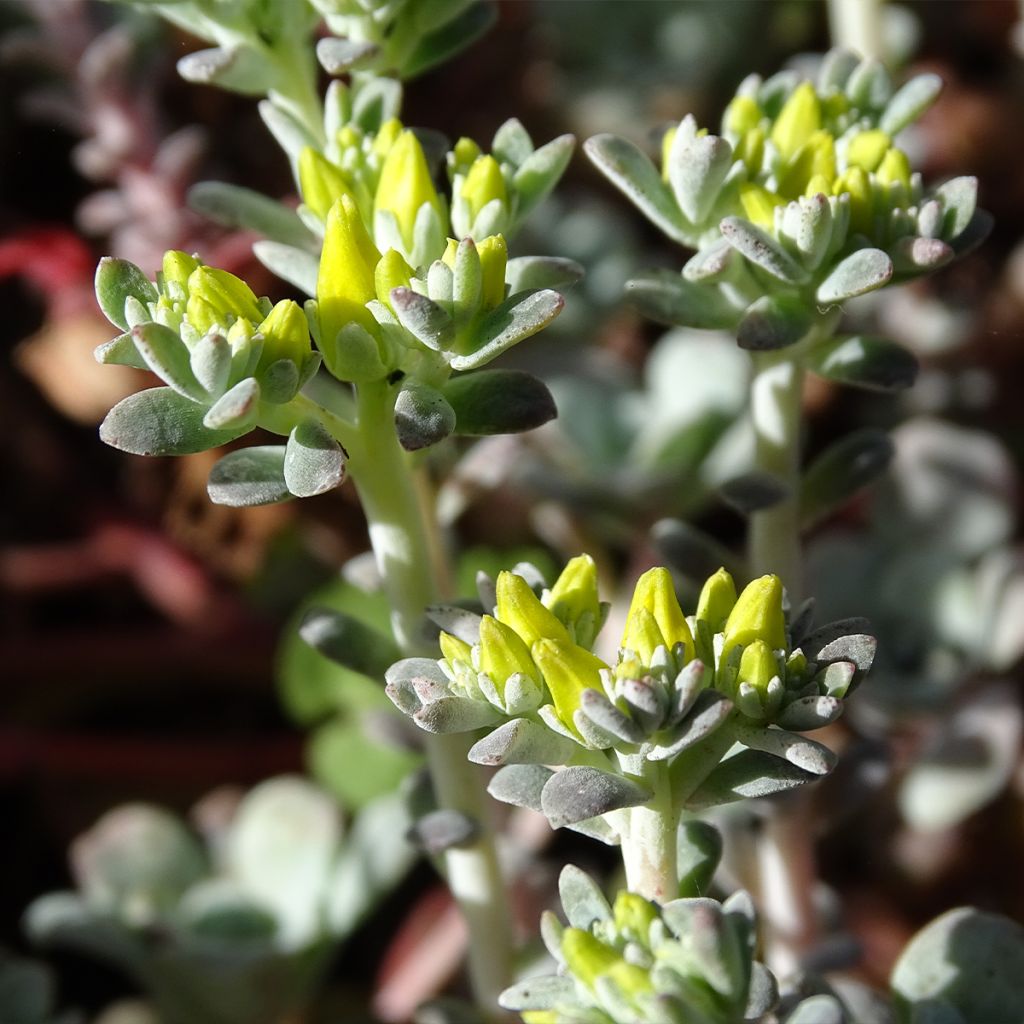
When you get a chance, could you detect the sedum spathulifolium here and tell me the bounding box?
[586,49,989,371]
[386,556,874,841]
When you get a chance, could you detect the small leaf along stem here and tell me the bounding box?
[338,377,515,1017]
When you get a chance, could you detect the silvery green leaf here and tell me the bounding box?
[572,709,623,749]
[584,134,689,245]
[467,718,577,766]
[540,766,651,828]
[647,691,733,761]
[513,134,575,217]
[452,239,482,319]
[414,696,502,733]
[659,899,738,997]
[327,792,415,937]
[100,387,248,456]
[817,48,860,92]
[132,322,205,400]
[284,420,346,497]
[443,368,556,436]
[758,69,801,114]
[800,428,894,529]
[207,446,290,507]
[259,99,317,172]
[669,660,711,725]
[492,118,534,166]
[683,239,733,283]
[558,864,612,930]
[95,257,157,331]
[95,332,147,369]
[845,59,892,110]
[818,660,856,700]
[316,37,377,75]
[898,685,1021,832]
[720,217,808,284]
[786,994,845,1024]
[567,815,621,846]
[190,332,231,396]
[807,335,918,391]
[892,236,953,275]
[253,241,319,296]
[880,72,943,134]
[625,269,740,330]
[487,763,553,811]
[777,696,844,731]
[425,605,482,645]
[800,617,872,653]
[402,1,497,79]
[203,376,261,430]
[407,809,479,855]
[260,358,301,404]
[816,634,877,673]
[177,46,268,96]
[719,471,789,514]
[677,819,723,899]
[385,658,444,714]
[816,248,893,304]
[735,724,837,776]
[449,289,563,371]
[499,975,577,1012]
[351,74,402,132]
[934,176,977,240]
[394,380,456,451]
[299,607,400,678]
[685,750,817,810]
[892,908,1024,1024]
[747,962,779,1018]
[391,288,454,351]
[188,182,314,249]
[177,879,278,942]
[505,256,584,293]
[579,689,645,744]
[949,208,992,256]
[737,294,812,351]
[666,133,733,224]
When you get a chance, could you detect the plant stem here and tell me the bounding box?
[748,353,805,598]
[348,379,514,1016]
[619,759,677,903]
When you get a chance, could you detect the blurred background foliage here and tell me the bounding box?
[4,0,1024,1019]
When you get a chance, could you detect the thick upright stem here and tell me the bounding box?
[619,760,677,904]
[748,354,805,599]
[348,381,514,1016]
[827,0,885,61]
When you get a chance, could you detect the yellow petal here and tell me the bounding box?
[623,567,694,662]
[374,129,442,248]
[738,638,778,694]
[439,630,472,666]
[477,234,508,308]
[374,248,414,307]
[846,129,891,173]
[496,571,570,648]
[298,147,355,220]
[317,195,381,340]
[723,574,786,660]
[257,299,310,367]
[532,638,608,730]
[771,82,821,160]
[695,567,737,634]
[479,615,538,695]
[462,154,507,222]
[740,183,785,230]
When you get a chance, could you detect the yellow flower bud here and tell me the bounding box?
[771,82,821,160]
[613,891,658,941]
[495,571,570,648]
[317,195,381,341]
[462,154,507,223]
[441,237,460,270]
[298,147,355,220]
[162,250,201,289]
[696,567,737,634]
[777,130,836,199]
[722,574,786,662]
[256,299,310,368]
[832,165,873,235]
[607,960,654,999]
[738,638,778,695]
[479,615,539,696]
[186,266,262,334]
[561,928,621,989]
[439,630,473,666]
[623,567,695,663]
[621,607,666,665]
[374,129,442,249]
[546,554,601,637]
[724,95,762,136]
[374,248,414,307]
[734,127,765,175]
[372,118,403,160]
[846,130,891,173]
[532,638,608,731]
[660,125,677,182]
[876,147,911,190]
[477,234,508,308]
[805,172,833,197]
[740,183,785,230]
[453,136,482,170]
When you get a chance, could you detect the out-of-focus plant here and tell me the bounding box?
[24,778,413,1024]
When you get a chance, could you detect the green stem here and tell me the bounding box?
[827,0,885,61]
[347,379,514,1016]
[748,352,805,598]
[618,759,677,903]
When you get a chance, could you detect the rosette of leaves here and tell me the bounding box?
[499,865,780,1024]
[585,48,989,378]
[24,778,414,1024]
[94,251,351,509]
[386,557,874,839]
